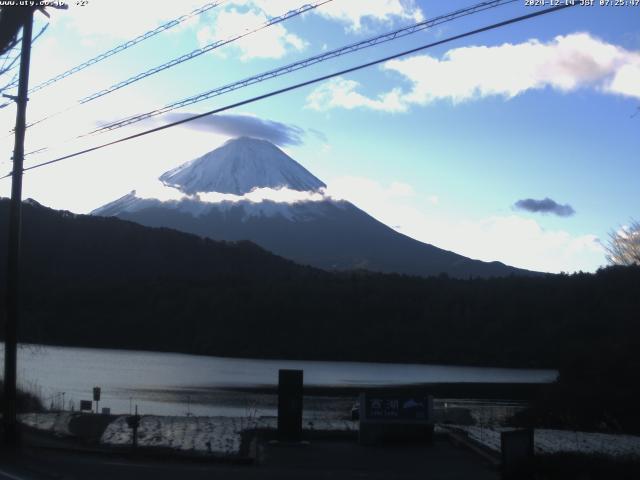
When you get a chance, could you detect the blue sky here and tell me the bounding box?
[0,0,638,273]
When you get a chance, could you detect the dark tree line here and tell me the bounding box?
[0,199,637,369]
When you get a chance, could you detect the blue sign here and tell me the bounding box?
[365,395,431,420]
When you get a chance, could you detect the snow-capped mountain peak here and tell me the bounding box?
[159,137,326,195]
[92,136,533,278]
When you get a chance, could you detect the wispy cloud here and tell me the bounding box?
[311,0,423,32]
[60,0,425,61]
[194,1,424,61]
[306,78,407,113]
[196,6,307,61]
[161,113,306,146]
[59,0,205,40]
[514,197,576,217]
[248,0,424,33]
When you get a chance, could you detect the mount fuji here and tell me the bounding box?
[159,136,326,195]
[92,137,533,278]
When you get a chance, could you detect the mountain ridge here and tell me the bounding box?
[93,136,539,278]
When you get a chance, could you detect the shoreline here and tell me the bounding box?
[216,382,549,401]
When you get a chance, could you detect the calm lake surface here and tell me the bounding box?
[4,344,557,417]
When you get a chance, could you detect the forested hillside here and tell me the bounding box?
[0,199,638,371]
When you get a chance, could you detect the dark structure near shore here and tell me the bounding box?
[278,370,303,442]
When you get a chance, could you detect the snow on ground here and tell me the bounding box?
[447,425,640,459]
[19,412,74,436]
[101,415,357,456]
[20,412,357,456]
[101,416,250,455]
[467,403,524,426]
[24,412,640,460]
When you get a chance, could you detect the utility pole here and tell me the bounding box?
[3,7,34,448]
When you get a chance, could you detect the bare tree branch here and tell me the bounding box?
[605,219,640,266]
[0,7,31,57]
[0,22,48,97]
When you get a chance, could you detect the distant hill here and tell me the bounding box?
[1,198,639,370]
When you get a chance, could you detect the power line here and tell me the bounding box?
[1,3,576,180]
[26,1,227,96]
[80,1,333,105]
[21,0,513,157]
[0,63,19,90]
[0,51,18,74]
[0,72,19,96]
[23,0,333,131]
[0,24,48,79]
[0,23,48,105]
[88,0,518,136]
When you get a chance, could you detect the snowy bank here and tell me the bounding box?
[24,412,639,460]
[101,416,358,456]
[19,412,74,436]
[447,425,640,459]
[19,413,357,457]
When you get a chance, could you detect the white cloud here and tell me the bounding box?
[326,176,416,203]
[306,33,640,111]
[58,0,425,57]
[386,32,640,103]
[135,181,326,204]
[199,186,325,204]
[244,0,423,32]
[607,62,640,98]
[139,176,414,210]
[51,0,424,67]
[434,215,604,274]
[136,180,186,202]
[306,78,407,112]
[0,126,234,215]
[197,7,306,61]
[7,68,162,161]
[60,0,206,40]
[312,0,424,32]
[325,175,605,273]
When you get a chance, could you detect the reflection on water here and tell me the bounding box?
[2,343,557,416]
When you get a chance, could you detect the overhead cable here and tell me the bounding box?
[23,0,333,130]
[22,0,516,151]
[26,1,227,96]
[0,3,576,180]
[80,1,333,105]
[90,0,518,136]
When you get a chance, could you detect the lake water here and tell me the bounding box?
[3,344,557,417]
